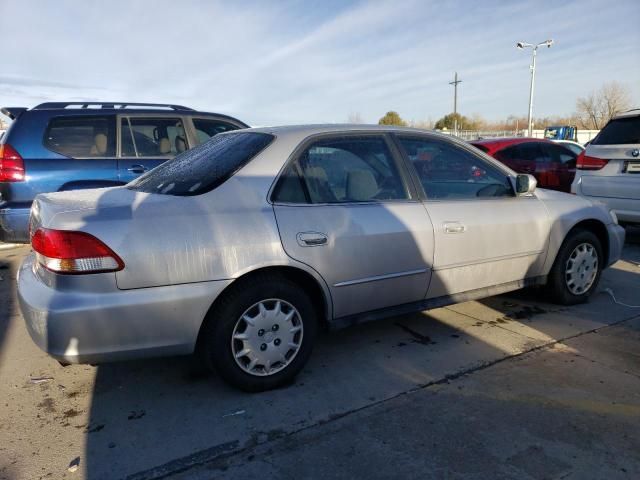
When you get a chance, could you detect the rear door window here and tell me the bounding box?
[128,132,273,196]
[192,118,240,145]
[495,143,547,163]
[44,116,116,157]
[120,117,187,157]
[273,136,409,204]
[543,144,577,166]
[591,116,640,145]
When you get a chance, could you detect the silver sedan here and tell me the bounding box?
[18,125,625,391]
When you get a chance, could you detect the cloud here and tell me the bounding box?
[0,0,638,125]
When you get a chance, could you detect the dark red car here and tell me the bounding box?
[470,138,577,192]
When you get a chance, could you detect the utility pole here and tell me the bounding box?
[449,72,462,135]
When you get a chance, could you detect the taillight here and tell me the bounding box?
[0,143,25,181]
[31,228,124,274]
[576,152,609,170]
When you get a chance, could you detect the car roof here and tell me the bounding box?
[8,102,249,127]
[469,137,555,152]
[612,108,640,119]
[235,124,462,146]
[471,137,553,145]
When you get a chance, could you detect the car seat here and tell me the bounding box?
[175,135,187,153]
[346,169,378,201]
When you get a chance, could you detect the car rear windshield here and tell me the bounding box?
[591,116,640,145]
[127,132,273,196]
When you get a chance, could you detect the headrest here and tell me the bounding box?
[159,138,171,154]
[346,169,378,201]
[94,133,107,155]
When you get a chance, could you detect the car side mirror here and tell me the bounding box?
[515,174,537,195]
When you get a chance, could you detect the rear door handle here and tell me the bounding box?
[127,164,148,174]
[444,222,466,234]
[297,232,328,247]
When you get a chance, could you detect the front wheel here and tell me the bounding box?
[199,274,318,392]
[546,229,603,305]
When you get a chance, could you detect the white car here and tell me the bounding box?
[572,109,640,225]
[552,139,585,156]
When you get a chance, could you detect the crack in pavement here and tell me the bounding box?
[128,313,640,480]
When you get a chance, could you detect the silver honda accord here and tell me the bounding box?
[18,125,625,391]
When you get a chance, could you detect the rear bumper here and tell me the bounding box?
[17,255,232,364]
[606,223,626,267]
[0,205,30,243]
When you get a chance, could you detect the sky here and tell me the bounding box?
[1,0,639,126]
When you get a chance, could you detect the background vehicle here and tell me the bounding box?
[552,139,585,156]
[471,137,577,192]
[572,109,640,225]
[0,102,248,242]
[544,125,578,142]
[18,125,624,391]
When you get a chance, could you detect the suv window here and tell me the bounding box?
[398,136,513,199]
[591,116,640,145]
[44,116,116,157]
[128,132,273,196]
[120,117,187,157]
[273,136,409,204]
[193,118,239,144]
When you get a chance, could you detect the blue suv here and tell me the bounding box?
[0,102,248,242]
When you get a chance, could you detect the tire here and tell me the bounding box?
[199,273,318,392]
[546,229,603,305]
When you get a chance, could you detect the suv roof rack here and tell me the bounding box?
[33,102,195,111]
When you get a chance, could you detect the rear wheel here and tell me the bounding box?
[546,229,603,305]
[199,274,318,392]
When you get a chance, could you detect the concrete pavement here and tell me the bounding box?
[0,228,639,480]
[173,318,640,480]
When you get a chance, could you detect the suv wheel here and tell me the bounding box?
[200,273,318,392]
[546,229,603,305]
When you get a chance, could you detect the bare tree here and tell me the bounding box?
[409,118,434,129]
[576,82,631,129]
[347,112,364,124]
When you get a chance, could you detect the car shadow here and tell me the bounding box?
[29,180,639,479]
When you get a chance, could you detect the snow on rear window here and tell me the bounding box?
[127,132,273,196]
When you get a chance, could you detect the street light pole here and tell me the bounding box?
[449,72,462,135]
[517,39,553,137]
[526,48,536,137]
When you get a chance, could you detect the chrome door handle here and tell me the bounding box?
[127,164,148,174]
[297,232,328,247]
[444,222,466,234]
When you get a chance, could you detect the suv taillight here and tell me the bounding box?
[31,228,124,274]
[576,152,609,170]
[0,143,25,181]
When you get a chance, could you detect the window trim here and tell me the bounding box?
[269,131,419,206]
[116,113,190,159]
[390,132,520,202]
[42,114,117,159]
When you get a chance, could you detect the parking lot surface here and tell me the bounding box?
[1,229,639,480]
